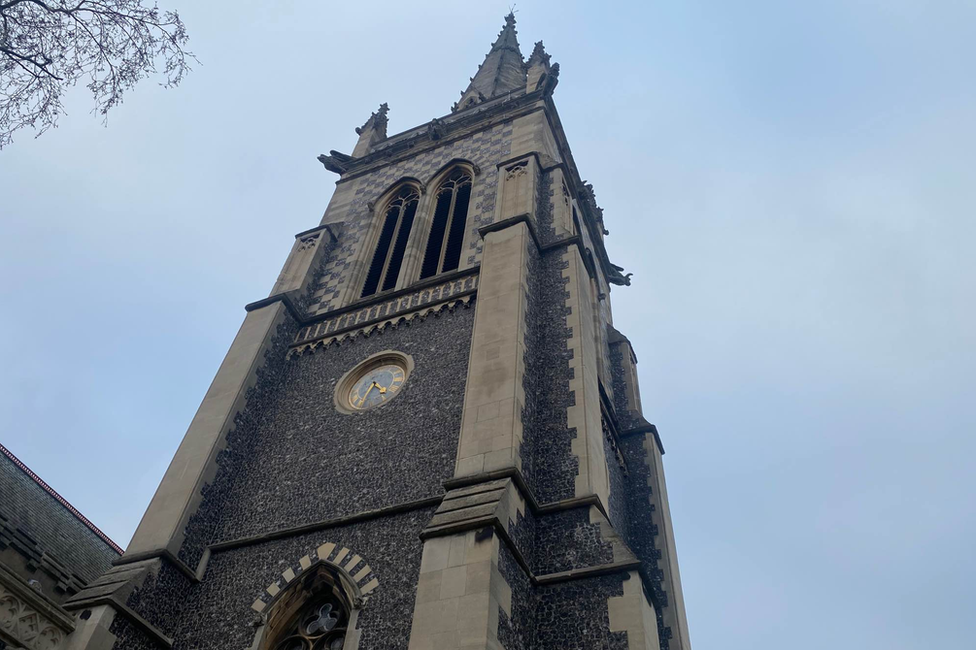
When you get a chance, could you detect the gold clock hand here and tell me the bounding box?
[362,382,376,403]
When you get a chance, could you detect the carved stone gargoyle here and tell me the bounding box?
[317,150,353,174]
[608,263,633,287]
[427,117,445,140]
[540,62,560,95]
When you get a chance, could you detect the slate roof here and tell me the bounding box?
[0,442,120,589]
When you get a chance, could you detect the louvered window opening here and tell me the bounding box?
[362,187,420,297]
[420,170,472,280]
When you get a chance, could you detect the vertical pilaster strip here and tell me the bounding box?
[608,571,663,650]
[407,531,510,650]
[454,222,531,478]
[562,247,611,509]
[548,167,575,239]
[498,158,537,221]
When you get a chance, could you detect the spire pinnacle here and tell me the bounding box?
[453,13,526,112]
[527,40,550,67]
[351,102,389,157]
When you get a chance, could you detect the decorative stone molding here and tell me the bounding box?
[250,544,378,615]
[504,160,527,181]
[498,158,536,221]
[290,274,478,352]
[0,590,65,650]
[297,233,320,252]
[289,297,474,355]
[0,572,74,650]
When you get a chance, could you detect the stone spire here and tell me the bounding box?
[453,13,526,112]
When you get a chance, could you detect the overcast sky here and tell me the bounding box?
[1,1,974,648]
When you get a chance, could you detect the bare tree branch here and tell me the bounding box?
[0,0,193,147]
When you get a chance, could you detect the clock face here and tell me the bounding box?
[347,363,406,410]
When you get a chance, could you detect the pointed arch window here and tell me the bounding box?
[362,186,420,297]
[420,169,473,279]
[263,566,351,650]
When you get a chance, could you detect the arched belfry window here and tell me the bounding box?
[419,169,473,279]
[263,566,351,650]
[362,185,420,297]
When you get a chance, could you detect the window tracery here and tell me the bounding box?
[263,566,352,650]
[362,185,420,297]
[420,169,473,279]
[272,597,347,650]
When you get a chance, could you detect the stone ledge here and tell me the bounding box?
[108,548,196,582]
[67,596,173,649]
[207,496,442,554]
[443,467,610,521]
[535,559,642,586]
[421,479,641,590]
[243,292,303,322]
[63,561,173,649]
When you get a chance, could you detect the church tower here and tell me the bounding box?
[64,15,691,650]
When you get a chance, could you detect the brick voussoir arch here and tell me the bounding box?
[251,542,379,615]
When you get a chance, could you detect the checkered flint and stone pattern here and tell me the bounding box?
[308,123,514,315]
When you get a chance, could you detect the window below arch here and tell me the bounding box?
[420,169,472,280]
[273,597,347,650]
[362,186,420,297]
[264,566,351,650]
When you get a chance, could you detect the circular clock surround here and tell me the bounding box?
[335,351,414,414]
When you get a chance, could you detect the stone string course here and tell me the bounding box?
[293,274,478,348]
[290,295,475,354]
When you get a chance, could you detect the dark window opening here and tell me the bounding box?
[382,198,416,292]
[420,190,452,279]
[362,186,420,298]
[264,566,350,650]
[420,169,473,280]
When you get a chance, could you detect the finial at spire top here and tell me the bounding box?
[453,13,527,112]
